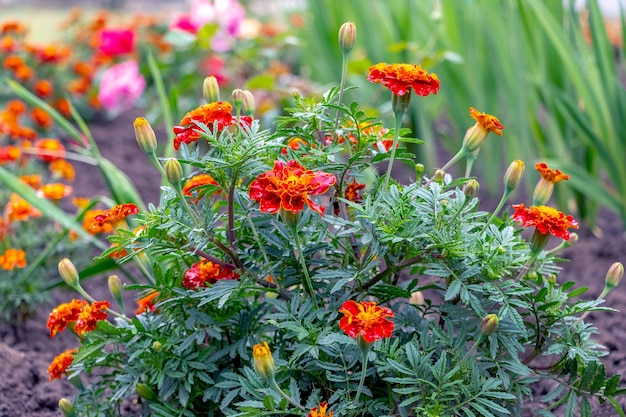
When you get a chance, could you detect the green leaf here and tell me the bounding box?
[246,75,275,90]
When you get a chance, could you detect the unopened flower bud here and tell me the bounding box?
[433,169,445,184]
[58,398,75,417]
[242,90,255,117]
[108,275,122,298]
[415,163,424,178]
[252,341,275,379]
[463,179,479,198]
[504,160,525,192]
[480,314,499,336]
[203,75,220,103]
[338,22,356,55]
[605,262,624,290]
[532,178,554,206]
[136,383,157,401]
[152,341,162,351]
[568,233,579,245]
[391,92,411,115]
[133,117,157,155]
[58,258,79,287]
[164,158,183,186]
[232,88,244,114]
[409,291,424,306]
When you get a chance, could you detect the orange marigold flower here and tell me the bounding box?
[1,21,27,35]
[10,126,37,141]
[35,44,71,63]
[281,137,309,154]
[108,243,128,259]
[3,54,24,70]
[47,299,88,337]
[367,63,440,97]
[535,163,569,183]
[67,77,91,95]
[93,203,139,227]
[6,99,27,115]
[34,79,53,98]
[74,300,110,336]
[338,300,394,343]
[0,36,17,53]
[38,183,73,200]
[0,146,20,164]
[73,61,95,78]
[249,160,336,215]
[31,107,54,130]
[136,291,159,315]
[53,98,72,117]
[48,349,77,381]
[183,260,239,290]
[6,193,42,222]
[83,209,113,234]
[19,174,42,189]
[344,179,366,203]
[49,159,75,181]
[14,64,34,81]
[0,248,27,270]
[172,102,253,150]
[34,138,65,162]
[469,107,504,137]
[512,203,578,240]
[182,173,220,203]
[72,197,90,209]
[308,402,333,417]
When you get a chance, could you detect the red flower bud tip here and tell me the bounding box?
[504,160,524,192]
[133,117,157,155]
[203,75,220,103]
[605,262,624,289]
[338,21,356,55]
[252,341,275,379]
[58,258,79,287]
[164,159,183,186]
[480,314,499,336]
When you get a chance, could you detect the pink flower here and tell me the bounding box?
[98,29,135,56]
[98,61,145,114]
[169,14,198,34]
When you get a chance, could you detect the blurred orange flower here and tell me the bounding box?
[0,146,20,164]
[47,349,77,381]
[49,159,75,181]
[0,248,27,270]
[34,79,53,98]
[19,174,42,189]
[535,163,569,184]
[5,193,42,222]
[38,183,73,200]
[93,203,139,228]
[34,138,65,162]
[136,291,159,315]
[183,260,239,289]
[31,107,53,130]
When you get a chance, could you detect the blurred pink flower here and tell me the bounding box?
[169,14,197,34]
[98,28,135,56]
[98,61,145,114]
[201,55,229,84]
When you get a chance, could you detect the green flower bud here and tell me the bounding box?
[241,90,255,117]
[232,88,244,114]
[338,21,356,55]
[152,341,162,351]
[605,262,624,290]
[136,383,158,401]
[415,163,425,178]
[203,75,220,103]
[252,341,275,379]
[133,117,157,155]
[58,258,79,288]
[480,314,499,336]
[504,160,525,192]
[58,398,75,417]
[433,169,445,184]
[463,179,479,198]
[164,159,183,187]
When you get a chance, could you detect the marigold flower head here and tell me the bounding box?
[136,291,159,315]
[38,183,73,200]
[6,99,26,115]
[108,243,128,259]
[344,179,366,203]
[535,163,569,183]
[47,299,88,337]
[512,203,578,240]
[367,62,440,97]
[183,260,239,289]
[14,64,34,81]
[48,349,77,381]
[74,300,110,336]
[16,174,39,189]
[34,138,65,163]
[462,107,504,152]
[31,107,54,130]
[0,35,17,53]
[54,98,72,117]
[34,44,71,63]
[93,203,139,228]
[249,160,336,216]
[309,402,333,417]
[182,173,220,203]
[3,54,24,70]
[252,341,275,379]
[339,300,394,343]
[49,159,75,181]
[1,21,27,35]
[281,137,308,154]
[0,146,20,164]
[6,193,42,222]
[172,102,253,150]
[0,248,27,270]
[34,79,53,98]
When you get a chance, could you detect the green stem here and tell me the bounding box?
[382,109,405,189]
[334,51,349,130]
[354,346,369,402]
[291,226,318,308]
[269,378,305,411]
[479,189,511,236]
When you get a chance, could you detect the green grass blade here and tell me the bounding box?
[147,49,175,159]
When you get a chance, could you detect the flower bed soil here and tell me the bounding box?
[0,112,625,416]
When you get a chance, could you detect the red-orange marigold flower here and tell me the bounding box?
[83,209,113,234]
[54,98,72,117]
[338,300,394,343]
[344,179,366,203]
[6,193,42,222]
[38,183,73,200]
[20,174,42,189]
[93,203,139,227]
[469,107,504,137]
[34,80,53,98]
[48,349,77,381]
[0,248,27,270]
[281,137,309,154]
[535,163,569,183]
[172,102,253,150]
[74,300,110,336]
[182,173,220,203]
[31,107,54,130]
[34,138,65,162]
[0,146,20,164]
[3,54,23,70]
[249,160,336,215]
[183,260,239,290]
[49,159,75,181]
[136,291,159,315]
[512,203,578,240]
[367,63,440,97]
[47,299,88,337]
[308,402,333,417]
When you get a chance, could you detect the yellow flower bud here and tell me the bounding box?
[532,178,554,206]
[338,21,356,55]
[480,314,499,336]
[415,163,425,178]
[203,75,220,103]
[108,275,122,298]
[433,169,445,184]
[136,383,158,401]
[152,341,163,351]
[252,341,275,379]
[605,262,624,290]
[164,159,183,187]
[58,258,79,288]
[58,398,75,417]
[133,117,157,155]
[242,90,255,117]
[504,160,524,192]
[463,179,479,198]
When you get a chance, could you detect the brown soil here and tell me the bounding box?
[0,112,625,416]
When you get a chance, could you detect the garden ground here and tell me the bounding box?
[0,111,625,416]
